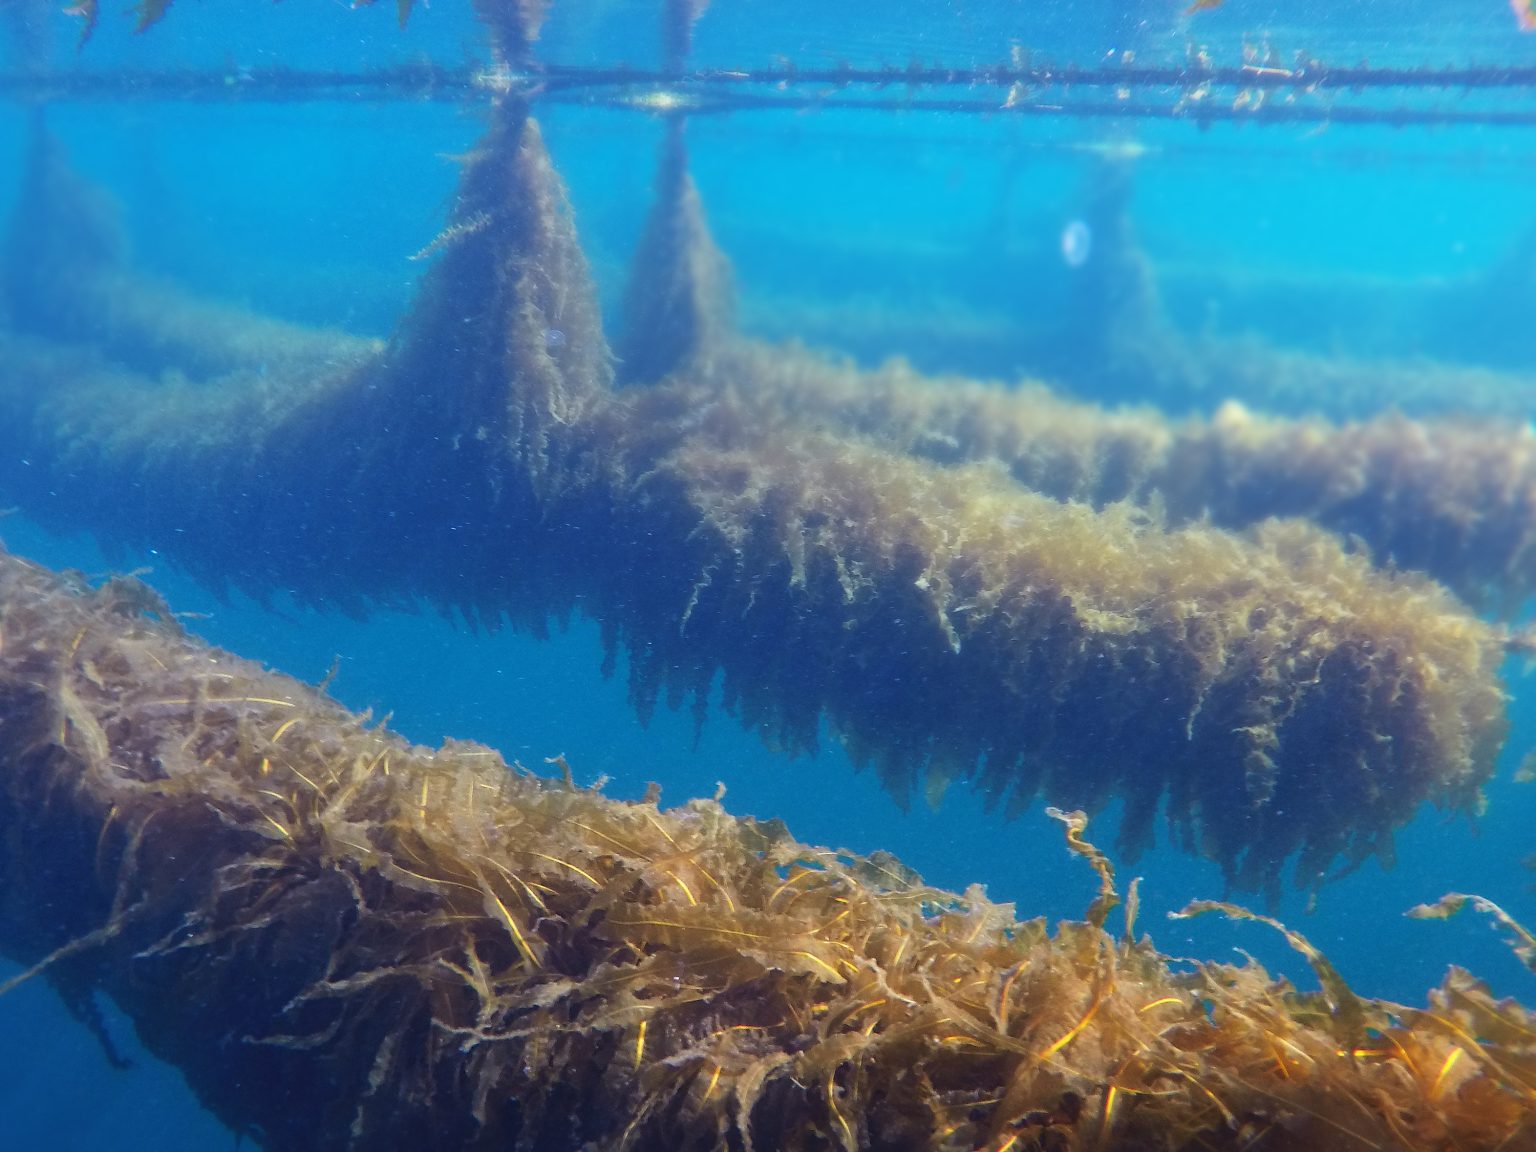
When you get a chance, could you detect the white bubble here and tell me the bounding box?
[1060,218,1092,268]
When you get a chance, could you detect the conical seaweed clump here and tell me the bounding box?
[384,100,612,481]
[618,120,734,385]
[0,543,1532,1151]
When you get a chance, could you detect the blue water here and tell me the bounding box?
[3,2,1536,1147]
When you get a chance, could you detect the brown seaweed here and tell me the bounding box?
[691,344,1536,613]
[1,542,1532,1152]
[618,119,733,385]
[1408,894,1536,975]
[0,101,1513,899]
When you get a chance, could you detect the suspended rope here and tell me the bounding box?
[5,59,1536,128]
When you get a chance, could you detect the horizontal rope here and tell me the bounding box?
[2,60,1536,128]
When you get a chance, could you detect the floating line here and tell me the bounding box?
[4,60,1536,128]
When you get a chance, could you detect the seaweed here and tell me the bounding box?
[618,119,733,385]
[468,0,552,63]
[662,0,711,71]
[700,344,1536,613]
[603,129,1536,613]
[0,102,1514,897]
[1408,894,1536,975]
[1,542,1533,1151]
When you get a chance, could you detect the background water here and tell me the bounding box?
[2,2,1536,1147]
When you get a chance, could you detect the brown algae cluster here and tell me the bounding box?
[609,378,1507,895]
[0,101,1518,898]
[1,544,1534,1152]
[713,345,1536,613]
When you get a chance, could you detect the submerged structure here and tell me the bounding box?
[1,541,1534,1151]
[0,1,1531,905]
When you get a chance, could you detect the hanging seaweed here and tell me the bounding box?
[0,100,1516,897]
[617,119,733,385]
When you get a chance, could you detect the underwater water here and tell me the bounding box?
[1,1,1536,1148]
